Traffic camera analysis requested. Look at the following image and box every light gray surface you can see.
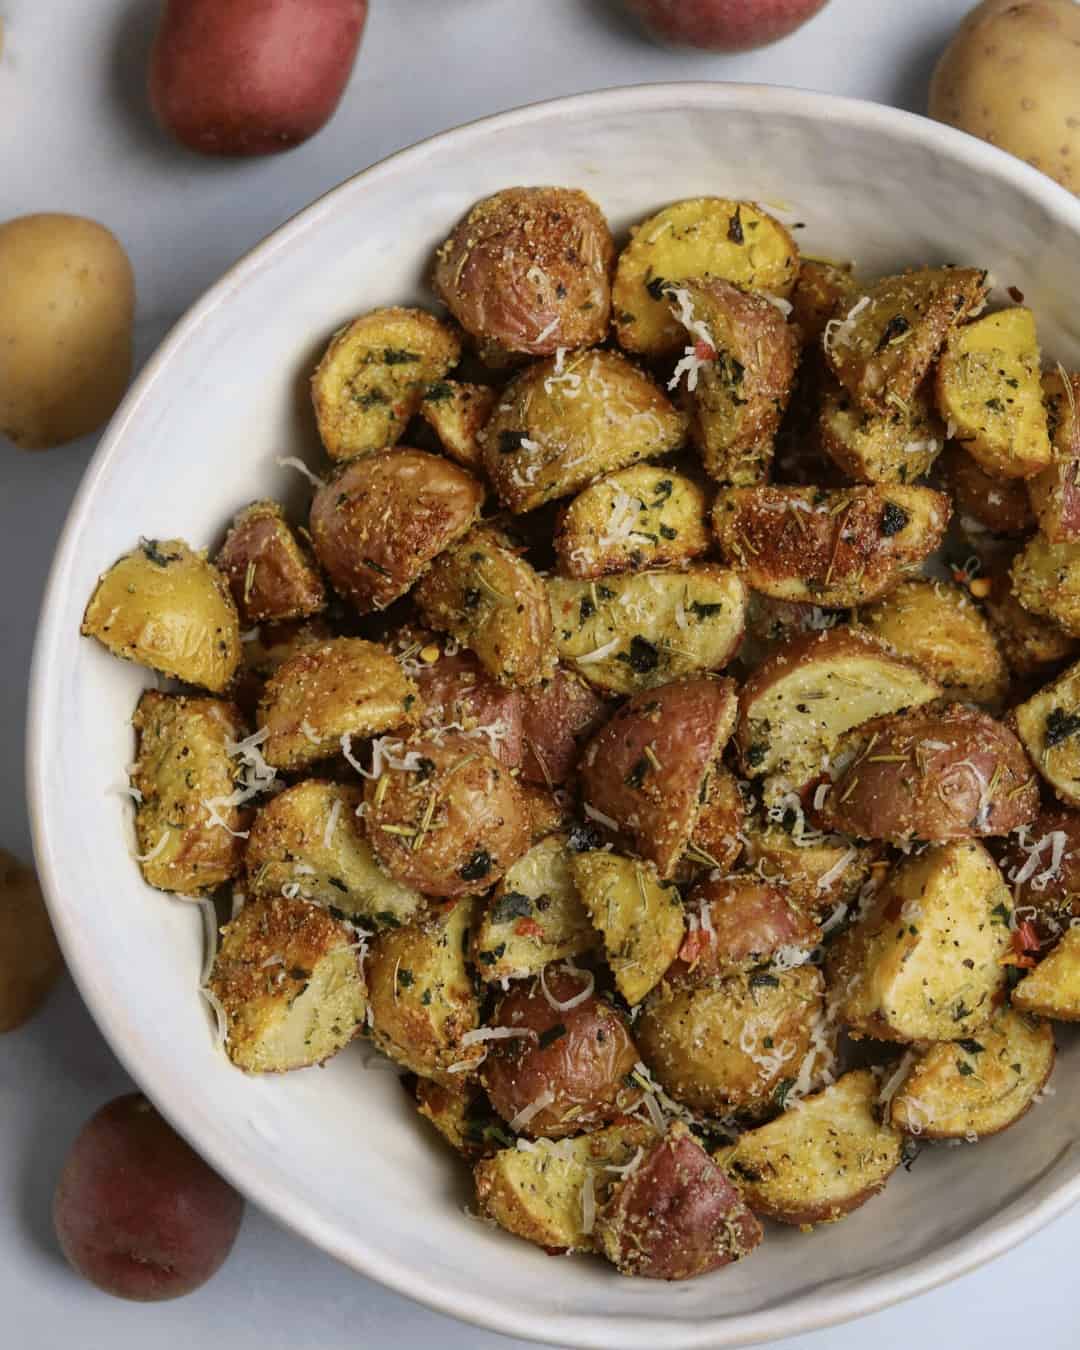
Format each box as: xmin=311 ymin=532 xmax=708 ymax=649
xmin=2 ymin=0 xmax=1076 ymax=1347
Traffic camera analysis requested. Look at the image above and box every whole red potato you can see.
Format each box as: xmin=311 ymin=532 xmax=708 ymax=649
xmin=620 ymin=0 xmax=830 ymax=51
xmin=53 ymin=1094 xmax=244 ymax=1300
xmin=149 ymin=0 xmax=367 ymax=156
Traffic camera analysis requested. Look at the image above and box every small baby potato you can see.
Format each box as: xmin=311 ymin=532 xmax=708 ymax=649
xmin=244 ymin=780 xmax=423 ymax=928
xmin=636 ymin=965 xmax=825 ymax=1114
xmin=822 ymin=705 xmax=1038 ymax=843
xmin=310 ymin=307 xmax=461 ymax=461
xmin=414 ymin=525 xmax=557 ymax=687
xmin=366 ymin=898 xmax=484 ymax=1082
xmin=53 ymin=1094 xmax=243 ymax=1301
xmin=596 ymin=1122 xmax=763 ymax=1280
xmin=1028 ymin=370 xmax=1080 ymax=543
xmin=855 ymin=578 xmax=1009 ymax=705
xmin=790 ymin=259 xmax=858 ymax=348
xmin=819 ymin=379 xmax=944 ymax=484
xmin=579 ymin=676 xmax=738 ymax=878
xmin=482 ymin=966 xmax=642 ymax=1138
xmin=712 ymin=485 xmax=952 ymax=607
xmin=554 ymin=464 xmax=710 ymax=580
xmin=1013 ymin=927 xmax=1080 ymax=1020
xmin=742 ymin=822 xmax=875 ymax=919
xmin=889 ymin=1006 xmax=1055 ymax=1140
xmin=472 ymin=834 xmax=599 ymax=984
xmin=937 ymin=444 xmax=1035 ymax=536
xmin=570 ymin=851 xmax=685 ymax=1005
xmin=131 ymin=691 xmax=248 ymax=895
xmin=830 ymin=841 xmax=1010 ymax=1042
xmin=208 ymin=896 xmax=367 ymax=1073
xmin=669 ymin=875 xmax=820 ymax=984
xmin=612 ymin=198 xmax=799 ymax=357
xmin=1013 ymin=657 xmax=1080 ymax=807
xmin=519 ymin=666 xmax=610 ymax=787
xmin=214 ymin=500 xmax=325 ymax=625
xmin=982 ymin=554 xmax=1079 ymax=677
xmin=722 ymin=1070 xmax=902 ymax=1226
xmin=81 ymin=538 xmax=240 ymax=693
xmin=413 ymin=644 xmax=524 ymax=770
xmin=482 ymin=349 xmax=687 ymax=513
xmin=685 ymin=765 xmax=747 ymax=874
xmin=419 ymin=380 xmax=497 ymax=471
xmin=936 ymin=308 xmax=1051 ymax=479
xmin=0 ymin=848 xmax=63 ymax=1032
xmin=1011 ymin=534 xmax=1080 ymax=637
xmin=671 ymin=277 xmax=800 ymax=485
xmin=824 ymin=267 xmax=987 ymax=416
xmin=363 ymin=732 xmax=530 ymax=898
xmin=257 ymin=637 xmax=417 ymax=770
xmin=310 ymin=448 xmax=484 ymax=613
xmin=549 ymin=565 xmax=747 ymax=695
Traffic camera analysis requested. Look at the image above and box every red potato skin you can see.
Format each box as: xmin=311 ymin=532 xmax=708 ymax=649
xmin=53 ymin=1094 xmax=244 ymax=1301
xmin=620 ymin=0 xmax=829 ymax=52
xmin=149 ymin=0 xmax=367 ymax=157
xmin=415 ymin=649 xmax=525 ymax=771
xmin=991 ymin=805 xmax=1080 ymax=942
xmin=520 ymin=667 xmax=611 ymax=787
xmin=670 ymin=876 xmax=820 ymax=982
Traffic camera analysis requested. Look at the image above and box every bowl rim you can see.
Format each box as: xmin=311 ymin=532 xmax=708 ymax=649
xmin=27 ymin=80 xmax=1080 ymax=1349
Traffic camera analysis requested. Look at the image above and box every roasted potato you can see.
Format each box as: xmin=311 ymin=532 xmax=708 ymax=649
xmin=935 ymin=307 xmax=1050 ymax=479
xmin=131 ymin=691 xmax=248 ymax=895
xmin=596 ymin=1123 xmax=762 ymax=1279
xmin=668 ymin=876 xmax=820 ymax=984
xmin=790 ymin=259 xmax=858 ymax=348
xmin=1011 ymin=533 xmax=1080 ymax=637
xmin=889 ymin=1006 xmax=1054 ymax=1140
xmin=992 ymin=805 xmax=1080 ymax=939
xmin=310 ymin=307 xmax=460 ymax=461
xmin=735 ymin=627 xmax=940 ymax=803
xmin=415 ymin=1079 xmax=509 ymax=1160
xmin=1028 ymin=369 xmax=1080 ymax=543
xmin=742 ymin=821 xmax=875 ymax=919
xmin=363 ymin=732 xmax=530 ymax=898
xmin=553 ymin=465 xmax=710 ymax=580
xmin=81 ymin=538 xmax=240 ymax=693
xmin=413 ymin=644 xmax=524 ymax=770
xmin=214 ymin=500 xmax=325 ymax=626
xmin=207 ymin=896 xmax=367 ymax=1073
xmin=712 ymin=485 xmax=951 ymax=607
xmin=519 ymin=666 xmax=610 ymax=787
xmin=579 ymin=677 xmax=738 ymax=877
xmin=830 ymin=841 xmax=1011 ymax=1042
xmin=482 ymin=967 xmax=642 ymax=1137
xmin=823 ymin=267 xmax=987 ymax=416
xmin=612 ymin=198 xmax=799 ymax=358
xmin=1013 ymin=658 xmax=1080 ymax=808
xmin=549 ymin=565 xmax=747 ymax=695
xmin=938 ymin=444 xmax=1034 ymax=536
xmin=471 ymin=834 xmax=599 ymax=983
xmin=684 ymin=765 xmax=747 ymax=874
xmin=419 ymin=379 xmax=497 ymax=471
xmin=482 ymin=349 xmax=687 ymax=514
xmin=721 ymin=1069 xmax=902 ymax=1225
xmin=365 ymin=897 xmax=483 ymax=1082
xmin=1012 ymin=927 xmax=1080 ymax=1021
xmin=0 ymin=849 xmax=63 ymax=1032
xmin=855 ymin=578 xmax=1008 ymax=706
xmin=414 ymin=525 xmax=556 ymax=687
xmin=821 ymin=705 xmax=1037 ymax=842
xmin=819 ymin=379 xmax=944 ymax=484
xmin=432 ymin=187 xmax=614 ymax=357
xmin=982 ymin=553 xmax=1079 ymax=677
xmin=257 ymin=637 xmax=416 ymax=771
xmin=309 ymin=448 xmax=484 ymax=613
xmin=570 ymin=851 xmax=684 ymax=1005
xmin=243 ymin=780 xmax=423 ymax=928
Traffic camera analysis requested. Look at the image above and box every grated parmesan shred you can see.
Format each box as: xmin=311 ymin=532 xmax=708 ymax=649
xmin=508 ymin=1087 xmax=555 ymax=1131
xmin=275 ymin=455 xmax=325 ymax=489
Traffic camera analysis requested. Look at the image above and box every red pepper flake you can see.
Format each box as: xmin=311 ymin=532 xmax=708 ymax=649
xmin=1015 ymin=919 xmax=1040 ymax=954
xmin=694 ymin=340 xmax=717 ymax=362
xmin=514 ymin=917 xmax=545 ymax=940
xmin=678 ymin=929 xmax=710 ymax=966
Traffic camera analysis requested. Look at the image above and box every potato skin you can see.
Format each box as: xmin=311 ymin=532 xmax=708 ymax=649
xmin=432 ymin=187 xmax=614 ymax=356
xmin=414 ymin=645 xmax=524 ymax=770
xmin=596 ymin=1123 xmax=762 ymax=1280
xmin=992 ymin=805 xmax=1080 ymax=938
xmin=482 ymin=967 xmax=642 ymax=1138
xmin=149 ymin=0 xmax=367 ymax=157
xmin=215 ymin=500 xmax=325 ymax=625
xmin=519 ymin=666 xmax=610 ymax=787
xmin=670 ymin=876 xmax=820 ymax=984
xmin=0 ymin=213 xmax=133 ymax=450
xmin=309 ymin=449 xmax=483 ymax=613
xmin=0 ymin=849 xmax=63 ymax=1033
xmin=742 ymin=822 xmax=874 ymax=919
xmin=939 ymin=444 xmax=1034 ymax=537
xmin=1028 ymin=370 xmax=1080 ymax=543
xmin=53 ymin=1094 xmax=244 ymax=1301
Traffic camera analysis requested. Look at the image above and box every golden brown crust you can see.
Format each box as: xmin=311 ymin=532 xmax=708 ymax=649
xmin=419 ymin=380 xmax=497 ymax=471
xmin=215 ymin=500 xmax=326 ymax=626
xmin=982 ymin=553 xmax=1079 ymax=677
xmin=1012 ymin=657 xmax=1080 ymax=808
xmin=741 ymin=821 xmax=876 ymax=920
xmin=790 ymin=259 xmax=858 ymax=348
xmin=1028 ymin=370 xmax=1080 ymax=542
xmin=1011 ymin=533 xmax=1080 ymax=637
xmin=1013 ymin=927 xmax=1080 ymax=1021
xmin=819 ymin=378 xmax=944 ymax=484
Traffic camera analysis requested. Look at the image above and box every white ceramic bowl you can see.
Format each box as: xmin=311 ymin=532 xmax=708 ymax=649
xmin=28 ymin=84 xmax=1080 ymax=1348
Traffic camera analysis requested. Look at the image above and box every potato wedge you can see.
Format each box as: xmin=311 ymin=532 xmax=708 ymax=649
xmin=208 ymin=896 xmax=367 ymax=1073
xmin=721 ymin=1069 xmax=902 ymax=1225
xmin=81 ymin=538 xmax=240 ymax=693
xmin=1013 ymin=658 xmax=1080 ymax=808
xmin=414 ymin=525 xmax=556 ymax=687
xmin=742 ymin=820 xmax=875 ymax=920
xmin=519 ymin=666 xmax=610 ymax=787
xmin=712 ymin=485 xmax=951 ymax=607
xmin=982 ymin=554 xmax=1079 ymax=677
xmin=819 ymin=379 xmax=944 ymax=484
xmin=310 ymin=307 xmax=460 ymax=461
xmin=938 ymin=444 xmax=1034 ymax=537
xmin=1011 ymin=534 xmax=1080 ymax=637
xmin=471 ymin=834 xmax=599 ymax=983
xmin=215 ymin=500 xmax=325 ymax=626
xmin=669 ymin=876 xmax=820 ymax=985
xmin=553 ymin=465 xmax=709 ymax=580
xmin=790 ymin=259 xmax=858 ymax=348
xmin=824 ymin=267 xmax=987 ymax=415
xmin=419 ymin=380 xmax=497 ymax=471
xmin=889 ymin=1007 xmax=1054 ymax=1140
xmin=612 ymin=198 xmax=799 ymax=357
xmin=821 ymin=706 xmax=1037 ymax=842
xmin=549 ymin=565 xmax=747 ymax=695
xmin=1012 ymin=927 xmax=1080 ymax=1020
xmin=579 ymin=677 xmax=738 ymax=878
xmin=935 ymin=307 xmax=1051 ymax=479
xmin=570 ymin=851 xmax=684 ymax=1005
xmin=0 ymin=849 xmax=63 ymax=1032
xmin=1028 ymin=369 xmax=1080 ymax=542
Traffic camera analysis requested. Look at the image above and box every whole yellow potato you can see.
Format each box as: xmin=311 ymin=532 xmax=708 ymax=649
xmin=930 ymin=0 xmax=1080 ymax=195
xmin=0 ymin=213 xmax=135 ymax=449
xmin=1 ymin=848 xmax=64 ymax=1032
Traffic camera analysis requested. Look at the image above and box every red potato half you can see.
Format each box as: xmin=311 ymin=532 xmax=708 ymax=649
xmin=149 ymin=0 xmax=367 ymax=157
xmin=671 ymin=875 xmax=820 ymax=983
